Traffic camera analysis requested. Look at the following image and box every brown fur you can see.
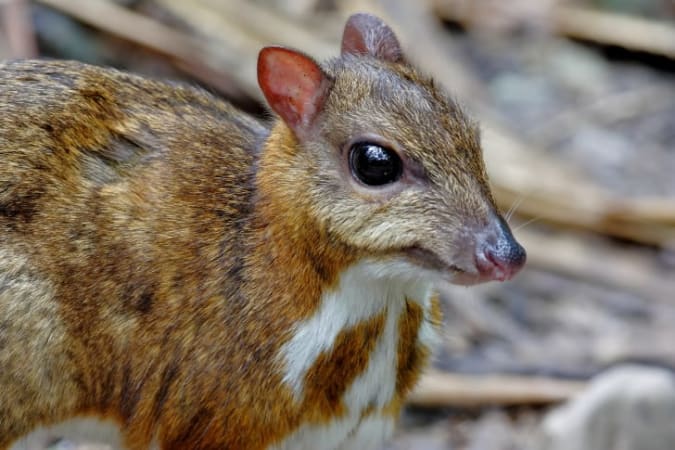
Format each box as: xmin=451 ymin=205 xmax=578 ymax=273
xmin=302 ymin=312 xmax=386 ymax=421
xmin=396 ymin=300 xmax=427 ymax=397
xmin=0 ymin=16 xmax=515 ymax=448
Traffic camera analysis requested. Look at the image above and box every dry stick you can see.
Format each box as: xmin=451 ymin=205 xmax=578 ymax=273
xmin=516 ymin=227 xmax=675 ymax=302
xmin=255 ymin=0 xmax=323 ymax=18
xmin=433 ymin=0 xmax=675 ymax=60
xmin=155 ymin=0 xmax=341 ymax=99
xmin=553 ymin=5 xmax=675 ymax=60
xmin=154 ymin=0 xmax=266 ymax=100
xmin=529 ymin=83 xmax=675 ymax=148
xmin=155 ymin=0 xmax=363 ymax=102
xmin=1 ymin=0 xmax=38 ymax=58
xmin=410 ymin=371 xmax=585 ymax=408
xmin=197 ymin=0 xmax=336 ymax=60
xmin=34 ymin=0 xmax=250 ymax=101
xmin=484 ymin=122 xmax=675 ymax=246
xmin=489 ymin=179 xmax=675 ymax=247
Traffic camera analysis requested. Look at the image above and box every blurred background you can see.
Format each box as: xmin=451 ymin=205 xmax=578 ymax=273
xmin=1 ymin=0 xmax=674 ymax=449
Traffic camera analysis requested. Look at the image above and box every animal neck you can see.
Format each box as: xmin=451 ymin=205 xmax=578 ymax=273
xmin=279 ymin=258 xmax=435 ymax=394
xmin=244 ymin=123 xmax=442 ymax=431
xmin=270 ymin=259 xmax=442 ymax=447
xmin=248 ymin=123 xmax=359 ymax=319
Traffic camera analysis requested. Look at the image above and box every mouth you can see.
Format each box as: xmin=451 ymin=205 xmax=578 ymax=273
xmin=403 ymin=240 xmax=525 ymax=285
xmin=399 ymin=214 xmax=526 ymax=285
xmin=403 ymin=246 xmax=485 ymax=286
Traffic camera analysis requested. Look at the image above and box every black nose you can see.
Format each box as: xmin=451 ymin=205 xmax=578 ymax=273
xmin=493 ymin=217 xmax=526 ymax=265
xmin=475 ymin=216 xmax=526 ymax=282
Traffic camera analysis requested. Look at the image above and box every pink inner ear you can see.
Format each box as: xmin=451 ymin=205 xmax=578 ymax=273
xmin=257 ymin=46 xmax=329 ymax=133
xmin=341 ymin=13 xmax=402 ymax=63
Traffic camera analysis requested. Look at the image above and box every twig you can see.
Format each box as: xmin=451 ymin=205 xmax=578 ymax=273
xmin=409 ymin=371 xmax=585 ymax=407
xmin=154 ymin=0 xmax=265 ymax=100
xmin=197 ymin=0 xmax=336 ymax=59
xmin=34 ymin=0 xmax=250 ymax=101
xmin=528 ymin=83 xmax=675 ymax=148
xmin=1 ymin=0 xmax=38 ymax=58
xmin=156 ymin=0 xmax=339 ymax=101
xmin=483 ymin=124 xmax=675 ymax=247
xmin=553 ymin=5 xmax=675 ymax=60
xmin=256 ymin=0 xmax=323 ymax=18
xmin=516 ymin=227 xmax=675 ymax=302
xmin=433 ymin=0 xmax=675 ymax=60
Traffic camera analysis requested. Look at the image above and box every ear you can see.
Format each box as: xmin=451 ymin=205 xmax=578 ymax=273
xmin=257 ymin=46 xmax=331 ymax=135
xmin=341 ymin=13 xmax=402 ymax=63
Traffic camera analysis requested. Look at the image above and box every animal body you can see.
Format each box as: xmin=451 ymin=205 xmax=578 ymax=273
xmin=0 ymin=13 xmax=525 ymax=450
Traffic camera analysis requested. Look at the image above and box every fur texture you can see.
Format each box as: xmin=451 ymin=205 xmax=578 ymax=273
xmin=0 ymin=13 xmax=522 ymax=450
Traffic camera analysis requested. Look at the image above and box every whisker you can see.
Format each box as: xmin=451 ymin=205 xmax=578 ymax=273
xmin=512 ymin=216 xmax=542 ymax=232
xmin=504 ymin=195 xmax=525 ymax=222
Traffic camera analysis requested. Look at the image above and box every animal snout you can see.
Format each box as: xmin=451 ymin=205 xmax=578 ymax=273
xmin=475 ymin=216 xmax=526 ymax=282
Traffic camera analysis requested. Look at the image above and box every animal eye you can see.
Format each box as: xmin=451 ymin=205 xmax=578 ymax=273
xmin=349 ymin=142 xmax=403 ymax=186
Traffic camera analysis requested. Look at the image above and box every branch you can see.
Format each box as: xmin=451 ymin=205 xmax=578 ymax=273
xmin=433 ymin=0 xmax=675 ymax=60
xmin=35 ymin=0 xmax=250 ymax=101
xmin=1 ymin=0 xmax=38 ymax=58
xmin=553 ymin=5 xmax=675 ymax=60
xmin=409 ymin=371 xmax=585 ymax=407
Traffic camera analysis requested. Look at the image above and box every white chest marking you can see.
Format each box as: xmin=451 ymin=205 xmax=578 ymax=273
xmin=273 ymin=258 xmax=439 ymax=450
xmin=270 ymin=415 xmax=395 ymax=450
xmin=11 ymin=418 xmax=123 ymax=450
xmin=11 ymin=418 xmax=159 ymax=450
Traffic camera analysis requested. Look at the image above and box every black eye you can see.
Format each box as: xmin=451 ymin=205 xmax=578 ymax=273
xmin=349 ymin=142 xmax=403 ymax=186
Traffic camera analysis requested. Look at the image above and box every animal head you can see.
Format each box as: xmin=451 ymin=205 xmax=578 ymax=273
xmin=257 ymin=13 xmax=525 ymax=285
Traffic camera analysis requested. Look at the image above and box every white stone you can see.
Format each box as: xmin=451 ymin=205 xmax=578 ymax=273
xmin=541 ymin=365 xmax=675 ymax=450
